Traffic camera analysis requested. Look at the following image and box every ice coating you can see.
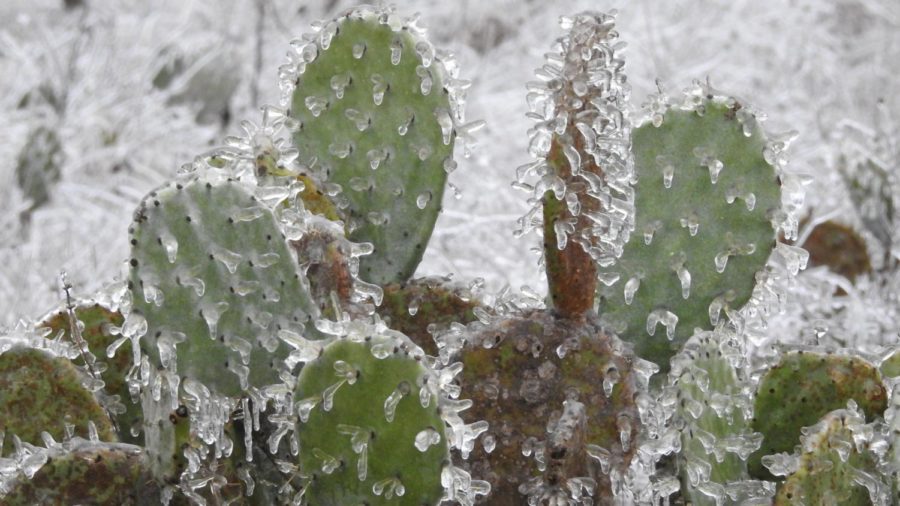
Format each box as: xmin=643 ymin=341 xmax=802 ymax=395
xmin=285 ymin=4 xmax=474 ymax=286
xmin=597 ymin=86 xmax=786 ymax=372
xmin=128 ymin=171 xmax=322 ymax=397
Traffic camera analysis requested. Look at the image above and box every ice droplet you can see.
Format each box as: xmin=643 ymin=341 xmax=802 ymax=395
xmin=415 ymin=40 xmax=434 ymax=67
xmin=390 ymin=38 xmax=402 ymax=65
xmin=304 ymin=96 xmax=328 ymax=117
xmin=435 ymin=108 xmax=453 ymax=145
xmin=330 ymin=73 xmax=351 ymax=99
xmin=416 ymin=191 xmax=432 ymax=209
xmin=677 ymin=266 xmax=691 ymax=299
xmin=367 ymin=148 xmax=387 ymax=170
xmin=352 ymin=43 xmax=366 ymax=59
xmin=384 ymin=385 xmax=407 ymax=422
xmin=296 ymin=396 xmax=320 ymax=422
xmin=313 ymin=448 xmax=340 ymax=474
xmin=414 ymin=428 xmax=442 ymax=452
xmin=646 ymin=309 xmax=678 ymax=340
xmin=371 ymin=74 xmax=388 ymax=105
xmin=328 ymin=141 xmax=352 ymax=159
xmin=417 ymin=65 xmax=433 ymax=95
xmin=200 ymin=300 xmax=229 ymax=339
xmin=623 ymin=276 xmax=640 ymax=305
xmin=344 ymin=108 xmax=370 ymax=131
xmin=159 ymin=231 xmax=178 ymax=263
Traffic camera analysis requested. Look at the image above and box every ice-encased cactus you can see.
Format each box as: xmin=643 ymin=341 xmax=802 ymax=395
xmin=38 ymin=303 xmax=142 ymax=445
xmin=669 ymin=329 xmax=769 ymax=505
xmin=15 ymin=125 xmax=62 ymax=224
xmin=286 ymin=5 xmax=480 ymax=286
xmin=774 ymin=405 xmax=887 ymax=505
xmin=0 ymin=345 xmax=115 ymax=450
xmin=453 ymin=308 xmax=644 ymax=504
xmin=749 ymin=350 xmax=888 ymax=480
xmin=294 ymin=328 xmax=455 ymax=505
xmin=128 ymin=172 xmax=321 ymax=397
xmin=597 ymin=88 xmax=788 ymax=371
xmin=520 ymin=11 xmax=634 ymax=319
xmin=1 ymin=439 xmax=161 ymax=505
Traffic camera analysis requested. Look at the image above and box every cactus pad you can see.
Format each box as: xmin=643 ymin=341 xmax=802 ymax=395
xmin=295 ymin=336 xmax=448 ymax=505
xmin=128 ymin=175 xmax=320 ymax=397
xmin=1 ymin=441 xmax=161 ymax=505
xmin=598 ymin=93 xmax=782 ymax=370
xmin=749 ymin=350 xmax=887 ymax=480
xmin=458 ymin=311 xmax=640 ymax=504
xmin=39 ymin=303 xmax=142 ymax=444
xmin=288 ymin=6 xmax=459 ymax=285
xmin=671 ymin=330 xmax=764 ymax=505
xmin=378 ymin=277 xmax=480 ymax=356
xmin=0 ymin=346 xmax=114 ymax=450
xmin=774 ymin=408 xmax=881 ymax=505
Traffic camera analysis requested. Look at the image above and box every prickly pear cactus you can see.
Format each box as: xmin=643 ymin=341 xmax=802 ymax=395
xmin=286 ymin=5 xmax=475 ymax=285
xmin=0 ymin=346 xmax=115 ymax=450
xmin=378 ymin=277 xmax=481 ymax=355
xmin=670 ymin=330 xmax=768 ymax=505
xmin=597 ymin=88 xmax=787 ymax=371
xmin=294 ymin=331 xmax=451 ymax=505
xmin=128 ymin=173 xmax=320 ymax=396
xmin=774 ymin=407 xmax=884 ymax=505
xmin=1 ymin=440 xmax=161 ymax=505
xmin=39 ymin=303 xmax=143 ymax=444
xmin=456 ymin=310 xmax=641 ymax=504
xmin=749 ymin=350 xmax=887 ymax=480
xmin=521 ymin=11 xmax=634 ymax=319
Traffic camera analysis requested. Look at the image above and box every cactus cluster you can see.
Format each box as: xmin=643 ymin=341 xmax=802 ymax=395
xmin=4 ymin=3 xmax=900 ymax=506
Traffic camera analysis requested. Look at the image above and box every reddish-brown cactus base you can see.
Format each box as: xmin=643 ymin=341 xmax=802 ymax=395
xmin=0 ymin=347 xmax=116 ymax=451
xmin=379 ymin=278 xmax=481 ymax=356
xmin=801 ymin=220 xmax=871 ymax=283
xmin=2 ymin=443 xmax=162 ymax=505
xmin=458 ymin=311 xmax=639 ymax=504
xmin=40 ymin=304 xmax=142 ymax=444
xmin=291 ymin=227 xmax=354 ymax=319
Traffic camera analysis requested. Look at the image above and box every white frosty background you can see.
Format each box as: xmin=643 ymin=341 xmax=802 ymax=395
xmin=0 ymin=0 xmax=898 ymax=329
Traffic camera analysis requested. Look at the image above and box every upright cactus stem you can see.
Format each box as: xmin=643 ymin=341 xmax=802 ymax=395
xmin=525 ymin=12 xmax=633 ymax=319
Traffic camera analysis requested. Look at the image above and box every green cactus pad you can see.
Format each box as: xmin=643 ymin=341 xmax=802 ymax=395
xmin=774 ymin=409 xmax=880 ymax=505
xmin=672 ymin=331 xmax=761 ymax=505
xmin=749 ymin=351 xmax=887 ymax=480
xmin=0 ymin=346 xmax=115 ymax=450
xmin=880 ymin=347 xmax=900 ymax=378
xmin=39 ymin=304 xmax=143 ymax=444
xmin=295 ymin=337 xmax=448 ymax=505
xmin=289 ymin=7 xmax=456 ymax=285
xmin=598 ymin=96 xmax=781 ymax=370
xmin=128 ymin=176 xmax=320 ymax=397
xmin=378 ymin=277 xmax=480 ymax=356
xmin=1 ymin=442 xmax=162 ymax=505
